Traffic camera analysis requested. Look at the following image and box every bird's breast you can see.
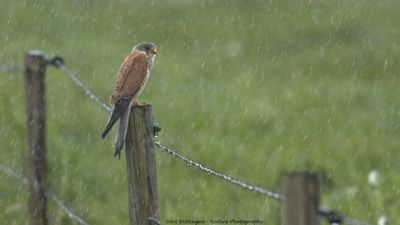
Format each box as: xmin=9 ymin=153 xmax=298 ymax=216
xmin=135 ymin=69 xmax=151 ymax=97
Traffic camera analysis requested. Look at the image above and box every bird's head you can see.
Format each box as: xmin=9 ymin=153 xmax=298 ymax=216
xmin=134 ymin=42 xmax=157 ymax=57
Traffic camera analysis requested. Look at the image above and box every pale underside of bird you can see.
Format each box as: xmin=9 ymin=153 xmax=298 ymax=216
xmin=101 ymin=42 xmax=157 ymax=158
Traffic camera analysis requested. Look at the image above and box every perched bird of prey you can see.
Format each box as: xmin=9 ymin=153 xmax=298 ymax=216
xmin=101 ymin=42 xmax=157 ymax=158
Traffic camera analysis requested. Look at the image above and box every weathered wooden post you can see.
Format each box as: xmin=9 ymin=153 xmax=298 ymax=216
xmin=24 ymin=50 xmax=48 ymax=225
xmin=282 ymin=172 xmax=320 ymax=225
xmin=125 ymin=105 xmax=160 ymax=225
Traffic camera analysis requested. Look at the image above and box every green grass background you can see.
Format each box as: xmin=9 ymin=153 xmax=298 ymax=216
xmin=1 ymin=0 xmax=399 ymax=224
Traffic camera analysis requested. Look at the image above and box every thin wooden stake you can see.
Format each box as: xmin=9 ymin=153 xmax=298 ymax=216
xmin=125 ymin=105 xmax=159 ymax=225
xmin=282 ymin=172 xmax=320 ymax=225
xmin=25 ymin=50 xmax=48 ymax=225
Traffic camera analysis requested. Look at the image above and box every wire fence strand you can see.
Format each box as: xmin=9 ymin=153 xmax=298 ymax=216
xmin=48 ymin=58 xmax=112 ymax=113
xmin=0 ymin=163 xmax=27 ymax=184
xmin=344 ymin=217 xmax=373 ymax=225
xmin=48 ymin=191 xmax=89 ymax=225
xmin=155 ymin=141 xmax=284 ymax=201
xmin=60 ymin=64 xmax=112 ymax=113
xmin=0 ymin=163 xmax=90 ymax=225
xmin=0 ymin=63 xmax=23 ymax=74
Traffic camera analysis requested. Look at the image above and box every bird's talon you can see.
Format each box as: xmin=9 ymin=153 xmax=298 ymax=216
xmin=132 ymin=100 xmax=147 ymax=106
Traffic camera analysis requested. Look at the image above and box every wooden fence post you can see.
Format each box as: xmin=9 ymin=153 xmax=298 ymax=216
xmin=282 ymin=172 xmax=320 ymax=225
xmin=24 ymin=50 xmax=48 ymax=225
xmin=125 ymin=105 xmax=159 ymax=225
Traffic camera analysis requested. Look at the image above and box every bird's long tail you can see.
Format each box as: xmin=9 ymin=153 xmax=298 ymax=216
xmin=114 ymin=105 xmax=130 ymax=158
xmin=101 ymin=98 xmax=131 ymax=139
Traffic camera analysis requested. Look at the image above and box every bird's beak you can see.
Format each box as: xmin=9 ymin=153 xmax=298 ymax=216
xmin=150 ymin=47 xmax=157 ymax=55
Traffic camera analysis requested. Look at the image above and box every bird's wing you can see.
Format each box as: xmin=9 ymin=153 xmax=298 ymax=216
xmin=110 ymin=52 xmax=148 ymax=104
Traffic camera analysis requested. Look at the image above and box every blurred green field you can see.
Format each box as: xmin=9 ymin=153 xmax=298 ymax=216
xmin=1 ymin=0 xmax=399 ymax=224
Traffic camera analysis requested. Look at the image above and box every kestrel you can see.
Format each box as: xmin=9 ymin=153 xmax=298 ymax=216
xmin=101 ymin=42 xmax=157 ymax=157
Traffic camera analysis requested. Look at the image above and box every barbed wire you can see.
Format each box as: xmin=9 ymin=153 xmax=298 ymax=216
xmin=0 ymin=163 xmax=90 ymax=225
xmin=0 ymin=163 xmax=27 ymax=184
xmin=48 ymin=57 xmax=112 ymax=113
xmin=48 ymin=191 xmax=89 ymax=225
xmin=344 ymin=217 xmax=373 ymax=225
xmin=0 ymin=63 xmax=23 ymax=74
xmin=155 ymin=141 xmax=284 ymax=201
xmin=48 ymin=55 xmax=373 ymax=225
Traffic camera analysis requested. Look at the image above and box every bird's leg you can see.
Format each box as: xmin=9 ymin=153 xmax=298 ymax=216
xmin=132 ymin=99 xmax=146 ymax=106
xmin=132 ymin=99 xmax=140 ymax=106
